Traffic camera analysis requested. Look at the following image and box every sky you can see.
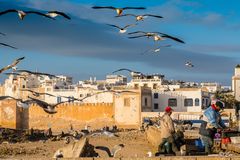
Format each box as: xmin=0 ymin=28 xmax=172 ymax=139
xmin=0 ymin=0 xmax=240 ymax=85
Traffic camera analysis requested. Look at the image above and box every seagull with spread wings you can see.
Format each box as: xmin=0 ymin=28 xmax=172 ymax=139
xmin=16 ymin=70 xmax=58 ymax=79
xmin=0 ymin=9 xmax=55 ymax=20
xmin=92 ymin=6 xmax=146 ymax=16
xmin=141 ymin=45 xmax=171 ymax=55
xmin=95 ymin=144 xmax=124 ymax=157
xmin=116 ymin=14 xmax=163 ymax=21
xmin=128 ymin=31 xmax=185 ymax=43
xmin=107 ymin=24 xmax=136 ymax=33
xmin=112 ymin=68 xmax=143 ymax=76
xmin=28 ymin=96 xmax=68 ymax=114
xmin=0 ymin=42 xmax=17 ymax=49
xmin=185 ymin=61 xmax=194 ymax=68
xmin=0 ymin=57 xmax=24 ymax=74
xmin=20 ymin=89 xmax=56 ymax=97
xmin=0 ymin=96 xmax=33 ymax=109
xmin=0 ymin=32 xmax=6 ymax=36
xmin=46 ymin=11 xmax=71 ymax=20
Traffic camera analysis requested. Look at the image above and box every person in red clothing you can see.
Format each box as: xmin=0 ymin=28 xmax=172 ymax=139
xmin=158 ymin=106 xmax=179 ymax=155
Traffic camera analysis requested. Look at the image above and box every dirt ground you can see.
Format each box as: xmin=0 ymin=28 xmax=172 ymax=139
xmin=0 ymin=130 xmax=154 ymax=159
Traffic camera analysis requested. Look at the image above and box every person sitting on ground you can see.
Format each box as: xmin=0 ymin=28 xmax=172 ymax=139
xmin=158 ymin=106 xmax=180 ymax=155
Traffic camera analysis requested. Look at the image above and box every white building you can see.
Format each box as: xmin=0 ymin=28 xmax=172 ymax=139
xmin=106 ymin=75 xmax=127 ymax=85
xmin=200 ymin=82 xmax=221 ymax=93
xmin=232 ymin=65 xmax=240 ymax=101
xmin=128 ymin=74 xmax=165 ymax=89
xmin=151 ymin=88 xmax=211 ymax=112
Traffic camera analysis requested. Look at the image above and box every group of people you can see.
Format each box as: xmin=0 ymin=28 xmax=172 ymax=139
xmin=158 ymin=95 xmax=227 ymax=155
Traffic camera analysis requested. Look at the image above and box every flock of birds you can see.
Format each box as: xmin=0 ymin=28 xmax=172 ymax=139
xmin=0 ymin=4 xmax=194 ymax=114
xmin=91 ymin=6 xmax=194 ymax=68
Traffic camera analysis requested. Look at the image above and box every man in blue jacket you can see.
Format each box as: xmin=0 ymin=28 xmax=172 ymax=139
xmin=199 ymin=101 xmax=226 ymax=154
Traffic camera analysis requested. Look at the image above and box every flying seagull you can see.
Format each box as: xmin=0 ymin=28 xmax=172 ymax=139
xmin=92 ymin=6 xmax=146 ymax=16
xmin=0 ymin=57 xmax=25 ymax=74
xmin=95 ymin=144 xmax=124 ymax=157
xmin=112 ymin=68 xmax=143 ymax=77
xmin=20 ymin=89 xmax=56 ymax=97
xmin=0 ymin=9 xmax=55 ymax=20
xmin=0 ymin=32 xmax=6 ymax=36
xmin=28 ymin=96 xmax=68 ymax=114
xmin=0 ymin=42 xmax=17 ymax=49
xmin=107 ymin=24 xmax=136 ymax=33
xmin=0 ymin=96 xmax=33 ymax=109
xmin=128 ymin=31 xmax=185 ymax=43
xmin=141 ymin=45 xmax=171 ymax=55
xmin=16 ymin=70 xmax=58 ymax=79
xmin=46 ymin=11 xmax=71 ymax=20
xmin=185 ymin=61 xmax=194 ymax=68
xmin=116 ymin=14 xmax=163 ymax=21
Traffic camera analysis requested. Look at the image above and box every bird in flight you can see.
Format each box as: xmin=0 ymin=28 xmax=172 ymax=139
xmin=16 ymin=70 xmax=59 ymax=79
xmin=46 ymin=11 xmax=71 ymax=20
xmin=185 ymin=61 xmax=194 ymax=68
xmin=112 ymin=68 xmax=143 ymax=77
xmin=0 ymin=32 xmax=6 ymax=36
xmin=116 ymin=14 xmax=163 ymax=21
xmin=0 ymin=96 xmax=33 ymax=109
xmin=0 ymin=57 xmax=25 ymax=74
xmin=20 ymin=89 xmax=56 ymax=97
xmin=95 ymin=144 xmax=124 ymax=157
xmin=107 ymin=24 xmax=136 ymax=33
xmin=92 ymin=6 xmax=146 ymax=16
xmin=128 ymin=31 xmax=185 ymax=43
xmin=0 ymin=42 xmax=17 ymax=49
xmin=141 ymin=45 xmax=171 ymax=55
xmin=28 ymin=96 xmax=68 ymax=114
xmin=0 ymin=9 xmax=55 ymax=20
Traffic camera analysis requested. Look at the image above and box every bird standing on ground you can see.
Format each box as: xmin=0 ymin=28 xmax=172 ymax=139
xmin=0 ymin=57 xmax=24 ymax=74
xmin=116 ymin=14 xmax=163 ymax=21
xmin=0 ymin=42 xmax=17 ymax=49
xmin=46 ymin=11 xmax=71 ymax=20
xmin=107 ymin=24 xmax=136 ymax=33
xmin=0 ymin=9 xmax=55 ymax=20
xmin=92 ymin=6 xmax=146 ymax=16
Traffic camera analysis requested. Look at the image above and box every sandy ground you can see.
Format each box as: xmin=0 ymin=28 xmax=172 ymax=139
xmin=0 ymin=130 xmax=154 ymax=159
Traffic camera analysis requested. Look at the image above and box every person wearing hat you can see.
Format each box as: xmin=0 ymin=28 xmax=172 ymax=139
xmin=199 ymin=101 xmax=227 ymax=154
xmin=158 ymin=106 xmax=179 ymax=155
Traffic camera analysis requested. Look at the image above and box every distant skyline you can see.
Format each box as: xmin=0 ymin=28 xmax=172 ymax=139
xmin=1 ymin=0 xmax=240 ymax=85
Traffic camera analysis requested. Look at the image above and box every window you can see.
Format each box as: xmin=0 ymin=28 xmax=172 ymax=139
xmin=184 ymin=98 xmax=193 ymax=107
xmin=134 ymin=84 xmax=139 ymax=89
xmin=153 ymin=84 xmax=157 ymax=89
xmin=80 ymin=94 xmax=84 ymax=97
xmin=143 ymin=84 xmax=148 ymax=87
xmin=144 ymin=98 xmax=148 ymax=106
xmin=124 ymin=98 xmax=130 ymax=107
xmin=168 ymin=98 xmax=177 ymax=107
xmin=195 ymin=98 xmax=200 ymax=106
xmin=57 ymin=96 xmax=61 ymax=103
xmin=154 ymin=103 xmax=159 ymax=109
xmin=154 ymin=93 xmax=158 ymax=99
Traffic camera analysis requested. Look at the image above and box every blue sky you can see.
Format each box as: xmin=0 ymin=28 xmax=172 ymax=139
xmin=0 ymin=0 xmax=240 ymax=85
